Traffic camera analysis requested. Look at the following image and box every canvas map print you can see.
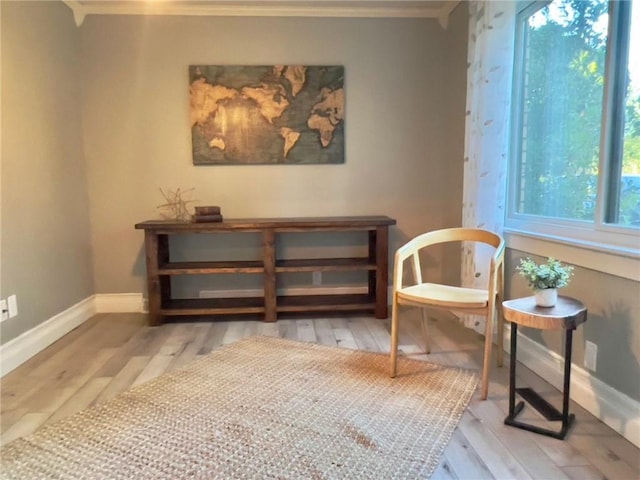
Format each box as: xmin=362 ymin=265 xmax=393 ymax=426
xmin=189 ymin=65 xmax=345 ymax=165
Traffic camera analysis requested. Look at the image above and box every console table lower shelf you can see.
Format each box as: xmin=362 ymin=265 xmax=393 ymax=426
xmin=135 ymin=216 xmax=396 ymax=325
xmin=159 ymin=294 xmax=378 ymax=317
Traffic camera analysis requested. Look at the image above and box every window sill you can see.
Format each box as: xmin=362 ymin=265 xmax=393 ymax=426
xmin=504 ymin=228 xmax=640 ymax=282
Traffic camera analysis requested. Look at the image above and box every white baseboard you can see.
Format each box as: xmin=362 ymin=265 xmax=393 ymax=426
xmin=0 ymin=296 xmax=96 ymax=377
xmin=504 ymin=328 xmax=640 ymax=448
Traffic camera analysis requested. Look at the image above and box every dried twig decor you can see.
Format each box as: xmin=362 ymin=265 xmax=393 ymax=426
xmin=157 ymin=187 xmax=196 ymax=221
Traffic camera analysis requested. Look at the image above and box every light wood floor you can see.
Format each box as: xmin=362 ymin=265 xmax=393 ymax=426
xmin=1 ymin=311 xmax=638 ymax=479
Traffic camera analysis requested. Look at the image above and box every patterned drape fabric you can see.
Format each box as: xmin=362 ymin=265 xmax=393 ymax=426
xmin=461 ymin=1 xmax=516 ymax=332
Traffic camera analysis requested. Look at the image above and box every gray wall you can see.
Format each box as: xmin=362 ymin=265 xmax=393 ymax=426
xmin=79 ymin=8 xmax=470 ymax=295
xmin=506 ymin=250 xmax=640 ymax=402
xmin=0 ymin=2 xmax=469 ymax=342
xmin=1 ymin=1 xmax=94 ymax=344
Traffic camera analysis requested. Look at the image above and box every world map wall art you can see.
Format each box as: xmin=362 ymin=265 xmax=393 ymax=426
xmin=189 ymin=65 xmax=345 ymax=165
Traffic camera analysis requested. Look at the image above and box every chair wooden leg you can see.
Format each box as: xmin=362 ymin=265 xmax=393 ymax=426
xmin=420 ymin=309 xmax=430 ymax=354
xmin=390 ymin=297 xmax=399 ymax=378
xmin=481 ymin=308 xmax=494 ymax=400
xmin=496 ymin=301 xmax=504 ymax=367
xmin=497 ymin=263 xmax=505 ymax=367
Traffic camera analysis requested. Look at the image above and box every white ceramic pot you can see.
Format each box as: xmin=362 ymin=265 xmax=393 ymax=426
xmin=535 ymin=288 xmax=557 ymax=307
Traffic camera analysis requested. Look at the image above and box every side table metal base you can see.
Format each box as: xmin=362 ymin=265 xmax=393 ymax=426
xmin=516 ymin=387 xmax=563 ymax=421
xmin=504 ymin=322 xmax=576 ymax=440
xmin=505 ymin=400 xmax=576 ymax=440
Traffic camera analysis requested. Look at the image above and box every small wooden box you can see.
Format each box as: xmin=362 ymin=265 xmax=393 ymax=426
xmin=194 ymin=206 xmax=221 ymax=216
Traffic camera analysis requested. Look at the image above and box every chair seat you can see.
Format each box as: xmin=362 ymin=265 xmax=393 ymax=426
xmin=397 ymin=283 xmax=489 ymax=309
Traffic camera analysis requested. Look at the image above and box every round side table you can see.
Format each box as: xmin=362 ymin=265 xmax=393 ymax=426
xmin=502 ymin=295 xmax=587 ymax=440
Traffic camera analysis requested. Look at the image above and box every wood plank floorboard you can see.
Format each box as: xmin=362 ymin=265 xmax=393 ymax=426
xmin=431 ymin=458 xmax=459 ymax=480
xmin=443 ymin=428 xmax=494 ymax=480
xmin=1 ymin=312 xmax=638 ymax=480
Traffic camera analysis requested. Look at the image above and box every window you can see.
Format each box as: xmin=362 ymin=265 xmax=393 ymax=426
xmin=508 ymin=0 xmax=639 ymax=252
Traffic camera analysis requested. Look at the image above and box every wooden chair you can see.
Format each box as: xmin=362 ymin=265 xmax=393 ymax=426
xmin=389 ymin=228 xmax=505 ymax=400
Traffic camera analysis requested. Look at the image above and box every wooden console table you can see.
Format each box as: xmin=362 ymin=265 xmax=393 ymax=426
xmin=135 ymin=216 xmax=396 ymax=325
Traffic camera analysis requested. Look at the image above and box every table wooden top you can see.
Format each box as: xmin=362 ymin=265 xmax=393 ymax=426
xmin=135 ymin=216 xmax=397 ymax=232
xmin=502 ymin=296 xmax=587 ymax=330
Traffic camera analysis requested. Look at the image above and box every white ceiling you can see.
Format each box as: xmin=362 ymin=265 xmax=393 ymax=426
xmin=62 ymin=1 xmax=461 ymax=28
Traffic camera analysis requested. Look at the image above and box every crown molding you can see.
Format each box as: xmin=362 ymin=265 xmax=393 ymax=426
xmin=63 ymin=0 xmax=87 ymax=26
xmin=62 ymin=1 xmax=460 ymax=28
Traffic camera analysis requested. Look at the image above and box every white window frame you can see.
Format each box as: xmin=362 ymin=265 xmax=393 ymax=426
xmin=505 ymin=0 xmax=640 ymax=281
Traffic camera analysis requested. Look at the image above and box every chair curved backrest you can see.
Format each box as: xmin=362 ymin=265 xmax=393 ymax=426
xmin=394 ymin=227 xmax=504 ymax=296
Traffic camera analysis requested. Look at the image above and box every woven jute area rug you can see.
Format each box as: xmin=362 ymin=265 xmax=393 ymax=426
xmin=1 ymin=336 xmax=478 ymax=479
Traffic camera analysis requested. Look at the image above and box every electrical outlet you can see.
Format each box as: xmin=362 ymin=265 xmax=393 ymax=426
xmin=312 ymin=271 xmax=322 ymax=286
xmin=584 ymin=340 xmax=598 ymax=372
xmin=8 ymin=295 xmax=18 ymax=318
xmin=0 ymin=299 xmax=8 ymax=322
